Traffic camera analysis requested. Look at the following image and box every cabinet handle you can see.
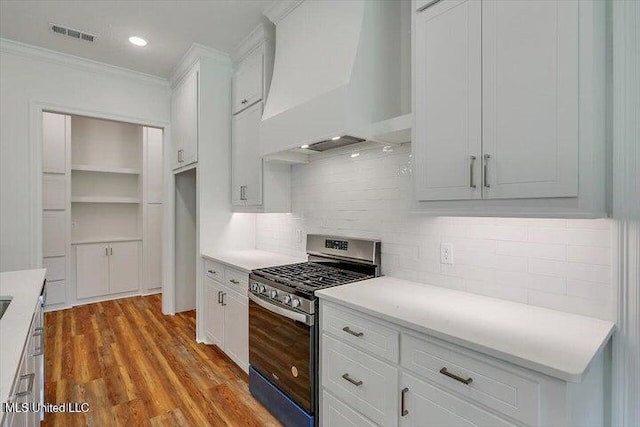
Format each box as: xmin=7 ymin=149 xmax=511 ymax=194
xmin=208 ymin=270 xmax=217 ymax=275
xmin=342 ymin=326 xmax=364 ymax=337
xmin=110 ymin=247 xmax=113 ymax=256
xmin=240 ymin=185 xmax=247 ymax=201
xmin=440 ymin=367 xmax=473 ymax=385
xmin=221 ymin=292 xmax=227 ymax=306
xmin=401 ymin=387 xmax=409 ymax=416
xmin=218 ymin=290 xmax=222 ymax=304
xmin=416 ymin=0 xmax=442 ymax=12
xmin=229 ymin=279 xmax=240 ymax=285
xmin=178 ymin=149 xmax=184 ymax=163
xmin=105 ymin=247 xmax=108 ymax=256
xmin=15 ymin=373 xmax=35 ymax=397
xmin=469 ymin=155 xmax=476 ymax=188
xmin=483 ymin=154 xmax=491 ymax=188
xmin=342 ymin=373 xmax=363 ymax=387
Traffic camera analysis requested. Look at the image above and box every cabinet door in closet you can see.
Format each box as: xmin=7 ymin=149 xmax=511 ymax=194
xmin=43 ymin=211 xmax=66 ymax=257
xmin=109 ymin=241 xmax=140 ymax=294
xmin=43 ymin=174 xmax=66 ymax=210
xmin=482 ymin=0 xmax=578 ymax=198
xmin=76 ymin=243 xmax=109 ymax=299
xmin=414 ymin=0 xmax=482 ymax=201
xmin=42 ymin=112 xmax=67 ymax=173
xmin=144 ymin=205 xmax=163 ymax=291
xmin=146 ymin=127 xmax=164 ymax=204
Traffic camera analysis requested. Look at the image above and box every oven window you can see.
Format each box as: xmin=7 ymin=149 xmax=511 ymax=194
xmin=249 ymin=299 xmax=312 ymax=412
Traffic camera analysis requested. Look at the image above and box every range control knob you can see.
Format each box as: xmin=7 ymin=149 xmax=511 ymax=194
xmin=283 ymin=295 xmax=292 ymax=304
xmin=251 ymin=283 xmax=258 ymax=292
xmin=270 ymin=290 xmax=279 ymax=299
xmin=291 ymin=298 xmax=301 ymax=308
xmin=258 ymin=285 xmax=266 ymax=294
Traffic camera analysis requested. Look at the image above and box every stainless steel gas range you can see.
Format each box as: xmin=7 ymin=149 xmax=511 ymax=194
xmin=248 ymin=234 xmax=381 ymax=427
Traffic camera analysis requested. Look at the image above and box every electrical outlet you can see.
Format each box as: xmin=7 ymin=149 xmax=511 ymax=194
xmin=440 ymin=243 xmax=453 ymax=265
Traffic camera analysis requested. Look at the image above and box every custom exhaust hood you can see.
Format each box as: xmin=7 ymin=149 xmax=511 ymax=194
xmin=261 ymin=0 xmax=411 ymax=161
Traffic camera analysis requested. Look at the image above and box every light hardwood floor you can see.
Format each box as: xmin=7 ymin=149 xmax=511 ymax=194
xmin=42 ymin=294 xmax=281 ymax=427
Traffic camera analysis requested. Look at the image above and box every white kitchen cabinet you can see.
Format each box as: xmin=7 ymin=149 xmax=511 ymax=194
xmin=42 ymin=112 xmax=68 ymax=174
xmin=202 ymin=259 xmax=249 ymax=372
xmin=320 ymin=299 xmax=608 ymax=427
xmin=144 ymin=204 xmax=163 ymax=292
xmin=205 ymin=277 xmax=224 ymax=347
xmin=232 ymin=102 xmax=263 ymax=206
xmin=43 ymin=210 xmax=66 ymax=257
xmin=171 ymin=66 xmax=198 ymax=169
xmin=232 ymin=48 xmax=263 ymax=114
xmin=76 ymin=241 xmax=139 ymax=299
xmin=76 ymin=243 xmax=109 ymax=299
xmin=399 ymin=372 xmax=515 ymax=427
xmin=108 ymin=241 xmax=140 ymax=294
xmin=412 ymin=0 xmax=607 ymax=217
xmin=414 ymin=0 xmax=481 ymax=201
xmin=43 ymin=174 xmax=67 ymax=210
xmin=482 ymin=0 xmax=578 ymax=199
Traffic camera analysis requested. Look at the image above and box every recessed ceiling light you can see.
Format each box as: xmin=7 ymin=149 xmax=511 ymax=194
xmin=300 ymin=144 xmax=309 ymax=149
xmin=129 ymin=36 xmax=147 ymax=47
xmin=331 ymin=136 xmax=341 ymax=141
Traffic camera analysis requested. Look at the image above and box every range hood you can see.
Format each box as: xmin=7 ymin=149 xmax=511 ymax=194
xmin=261 ymin=0 xmax=411 ymax=160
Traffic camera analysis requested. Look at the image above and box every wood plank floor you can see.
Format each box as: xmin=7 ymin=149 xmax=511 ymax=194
xmin=43 ymin=294 xmax=282 ymax=427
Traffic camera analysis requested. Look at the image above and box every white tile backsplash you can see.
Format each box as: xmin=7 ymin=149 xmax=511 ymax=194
xmin=255 ymin=143 xmax=616 ymax=321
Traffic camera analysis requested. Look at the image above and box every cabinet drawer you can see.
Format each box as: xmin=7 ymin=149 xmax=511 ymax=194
xmin=401 ymin=334 xmax=539 ymax=426
xmin=224 ymin=267 xmax=248 ymax=295
xmin=45 ymin=280 xmax=66 ymax=306
xmin=204 ymin=259 xmax=224 ymax=282
xmin=322 ymin=303 xmax=399 ymax=363
xmin=400 ymin=372 xmax=517 ymax=427
xmin=322 ymin=334 xmax=398 ymax=427
xmin=322 ymin=390 xmax=377 ymax=427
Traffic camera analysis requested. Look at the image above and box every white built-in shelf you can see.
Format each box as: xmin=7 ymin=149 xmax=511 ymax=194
xmin=72 ymin=164 xmax=141 ymax=175
xmin=71 ymin=196 xmax=141 ymax=204
xmin=72 ymin=237 xmax=142 ymax=245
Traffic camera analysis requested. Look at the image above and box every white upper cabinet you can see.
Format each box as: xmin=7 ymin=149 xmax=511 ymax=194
xmin=413 ymin=0 xmax=607 ymax=217
xmin=42 ymin=112 xmax=68 ymax=173
xmin=482 ymin=0 xmax=578 ymax=199
xmin=414 ymin=0 xmax=481 ymax=201
xmin=171 ymin=66 xmax=198 ymax=169
xmin=232 ymin=102 xmax=263 ymax=207
xmin=232 ymin=49 xmax=264 ymax=114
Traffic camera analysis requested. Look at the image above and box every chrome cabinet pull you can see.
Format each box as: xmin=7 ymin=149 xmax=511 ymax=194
xmin=483 ymin=154 xmax=491 ymax=188
xmin=15 ymin=373 xmax=35 ymax=397
xmin=217 ymin=290 xmax=222 ymax=304
xmin=342 ymin=326 xmax=364 ymax=337
xmin=110 ymin=247 xmax=113 ymax=256
xmin=440 ymin=367 xmax=473 ymax=385
xmin=207 ymin=270 xmax=217 ymax=275
xmin=342 ymin=373 xmax=363 ymax=387
xmin=229 ymin=279 xmax=240 ymax=285
xmin=178 ymin=149 xmax=184 ymax=163
xmin=401 ymin=387 xmax=409 ymax=416
xmin=221 ymin=292 xmax=227 ymax=306
xmin=105 ymin=247 xmax=108 ymax=256
xmin=417 ymin=0 xmax=442 ymax=12
xmin=470 ymin=155 xmax=477 ymax=188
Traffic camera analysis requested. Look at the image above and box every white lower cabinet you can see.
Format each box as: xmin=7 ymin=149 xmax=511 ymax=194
xmin=203 ymin=259 xmax=249 ymax=372
xmin=76 ymin=241 xmax=139 ymax=299
xmin=320 ymin=301 xmax=606 ymax=427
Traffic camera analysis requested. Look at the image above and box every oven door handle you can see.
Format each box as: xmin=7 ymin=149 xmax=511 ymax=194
xmin=249 ymin=292 xmax=314 ymax=326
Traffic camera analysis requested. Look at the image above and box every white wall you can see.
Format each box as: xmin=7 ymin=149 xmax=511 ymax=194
xmin=256 ymin=143 xmax=616 ymax=321
xmin=0 ymin=39 xmax=170 ymax=272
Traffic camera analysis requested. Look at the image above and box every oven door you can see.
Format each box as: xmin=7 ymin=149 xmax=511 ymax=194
xmin=248 ymin=292 xmax=314 ymax=413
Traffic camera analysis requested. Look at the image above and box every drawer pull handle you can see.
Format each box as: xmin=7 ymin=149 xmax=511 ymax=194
xmin=229 ymin=279 xmax=240 ymax=285
xmin=342 ymin=326 xmax=364 ymax=337
xmin=401 ymin=387 xmax=409 ymax=416
xmin=440 ymin=367 xmax=473 ymax=385
xmin=218 ymin=290 xmax=223 ymax=304
xmin=221 ymin=292 xmax=227 ymax=306
xmin=342 ymin=373 xmax=363 ymax=387
xmin=207 ymin=270 xmax=217 ymax=275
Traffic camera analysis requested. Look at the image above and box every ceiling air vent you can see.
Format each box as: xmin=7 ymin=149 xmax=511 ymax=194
xmin=50 ymin=23 xmax=95 ymax=43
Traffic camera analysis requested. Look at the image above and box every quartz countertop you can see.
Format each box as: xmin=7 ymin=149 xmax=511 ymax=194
xmin=316 ymin=276 xmax=615 ymax=383
xmin=0 ymin=269 xmax=46 ymax=414
xmin=202 ymin=250 xmax=306 ymax=273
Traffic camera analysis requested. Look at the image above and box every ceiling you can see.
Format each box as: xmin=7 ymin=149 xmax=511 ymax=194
xmin=0 ymin=0 xmax=272 ymax=78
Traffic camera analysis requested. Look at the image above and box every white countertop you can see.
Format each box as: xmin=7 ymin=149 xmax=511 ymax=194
xmin=316 ymin=276 xmax=615 ymax=383
xmin=0 ymin=269 xmax=46 ymax=410
xmin=202 ymin=250 xmax=306 ymax=273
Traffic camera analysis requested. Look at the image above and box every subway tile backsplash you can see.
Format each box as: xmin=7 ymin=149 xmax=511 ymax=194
xmin=255 ymin=143 xmax=615 ymax=321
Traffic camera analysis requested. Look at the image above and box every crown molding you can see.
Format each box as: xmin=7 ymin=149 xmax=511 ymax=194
xmin=264 ymin=0 xmax=304 ymax=24
xmin=0 ymin=38 xmax=170 ymax=87
xmin=170 ymin=43 xmax=231 ymax=86
xmin=231 ymin=22 xmax=275 ymax=65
